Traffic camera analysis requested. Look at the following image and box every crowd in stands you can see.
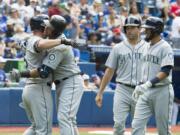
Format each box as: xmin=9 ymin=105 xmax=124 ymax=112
xmin=0 ymin=0 xmax=180 ymax=124
xmin=0 ymin=0 xmax=179 ymax=50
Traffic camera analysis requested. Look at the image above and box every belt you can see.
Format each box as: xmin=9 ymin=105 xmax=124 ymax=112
xmin=117 ymin=82 xmax=136 ymax=88
xmin=54 ymin=73 xmax=81 ymax=85
xmin=26 ymin=82 xmax=51 ymax=87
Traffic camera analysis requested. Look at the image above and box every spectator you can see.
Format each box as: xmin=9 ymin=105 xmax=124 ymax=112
xmin=0 ymin=57 xmax=8 ymax=87
xmin=26 ymin=0 xmax=39 ymax=18
xmin=105 ymin=27 xmax=123 ymax=46
xmin=5 ymin=20 xmax=14 ymax=38
xmin=91 ymin=74 xmax=101 ymax=88
xmin=64 ymin=15 xmax=79 ymax=39
xmin=0 ymin=37 xmax=5 ymax=56
xmin=118 ymin=6 xmax=128 ymax=29
xmin=142 ymin=6 xmax=150 ymax=21
xmin=12 ymin=23 xmax=29 ymax=41
xmin=0 ymin=0 xmax=10 ymax=16
xmin=48 ymin=0 xmax=61 ymax=17
xmin=3 ymin=38 xmax=16 ymax=59
xmin=169 ymin=0 xmax=180 ymax=18
xmin=82 ymin=73 xmax=97 ymax=90
xmin=87 ymin=31 xmax=101 ymax=45
xmin=7 ymin=7 xmax=24 ymax=27
xmin=11 ymin=0 xmax=27 ymax=20
xmin=78 ymin=0 xmax=90 ymax=16
xmin=73 ymin=48 xmax=80 ymax=63
xmin=89 ymin=0 xmax=103 ymax=16
xmin=171 ymin=13 xmax=180 ymax=48
xmin=129 ymin=1 xmax=141 ymax=20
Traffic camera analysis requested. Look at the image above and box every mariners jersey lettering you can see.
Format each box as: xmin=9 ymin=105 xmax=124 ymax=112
xmin=141 ymin=39 xmax=174 ymax=85
xmin=106 ymin=40 xmax=148 ymax=85
xmin=25 ymin=35 xmax=52 ymax=83
xmin=42 ymin=45 xmax=80 ymax=80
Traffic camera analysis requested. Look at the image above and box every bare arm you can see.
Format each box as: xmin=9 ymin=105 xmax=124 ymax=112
xmin=37 ymin=39 xmax=61 ymax=50
xmin=98 ymin=67 xmax=115 ymax=95
xmin=95 ymin=67 xmax=115 ymax=108
xmin=29 ymin=69 xmax=40 ymax=78
xmin=155 ymin=71 xmax=168 ymax=81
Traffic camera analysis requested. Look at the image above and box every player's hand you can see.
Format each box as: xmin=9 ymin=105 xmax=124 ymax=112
xmin=61 ymin=38 xmax=75 ymax=45
xmin=95 ymin=93 xmax=103 ymax=108
xmin=10 ymin=68 xmax=21 ymax=82
xmin=132 ymin=85 xmax=144 ymax=102
xmin=132 ymin=81 xmax=152 ymax=101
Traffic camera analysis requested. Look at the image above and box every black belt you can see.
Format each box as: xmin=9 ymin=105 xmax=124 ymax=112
xmin=26 ymin=82 xmax=51 ymax=87
xmin=117 ymin=82 xmax=136 ymax=88
xmin=54 ymin=73 xmax=81 ymax=85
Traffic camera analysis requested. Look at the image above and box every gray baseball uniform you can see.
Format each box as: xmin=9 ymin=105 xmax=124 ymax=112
xmin=105 ymin=39 xmax=148 ymax=135
xmin=42 ymin=44 xmax=83 ymax=135
xmin=22 ymin=35 xmax=53 ymax=135
xmin=132 ymin=39 xmax=174 ymax=135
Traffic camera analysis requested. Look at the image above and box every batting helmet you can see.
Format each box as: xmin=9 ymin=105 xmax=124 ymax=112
xmin=142 ymin=16 xmax=164 ymax=34
xmin=30 ymin=14 xmax=49 ymax=32
xmin=123 ymin=15 xmax=141 ymax=33
xmin=142 ymin=17 xmax=164 ymax=41
xmin=44 ymin=15 xmax=67 ymax=38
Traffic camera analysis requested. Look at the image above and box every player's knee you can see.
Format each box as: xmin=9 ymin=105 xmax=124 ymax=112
xmin=57 ymin=113 xmax=74 ymax=127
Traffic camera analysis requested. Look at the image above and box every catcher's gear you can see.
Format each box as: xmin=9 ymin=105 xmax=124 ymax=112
xmin=141 ymin=17 xmax=164 ymax=41
xmin=124 ymin=15 xmax=141 ymax=33
xmin=30 ymin=14 xmax=49 ymax=32
xmin=132 ymin=81 xmax=152 ymax=102
xmin=44 ymin=15 xmax=67 ymax=37
xmin=10 ymin=68 xmax=21 ymax=82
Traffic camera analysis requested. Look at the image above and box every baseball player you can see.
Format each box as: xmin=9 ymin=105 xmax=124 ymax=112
xmin=20 ymin=15 xmax=79 ymax=135
xmin=95 ymin=15 xmax=148 ymax=135
xmin=13 ymin=15 xmax=84 ymax=135
xmin=131 ymin=17 xmax=174 ymax=135
xmin=42 ymin=15 xmax=84 ymax=135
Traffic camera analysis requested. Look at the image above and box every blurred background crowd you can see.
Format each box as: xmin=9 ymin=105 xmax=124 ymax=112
xmin=0 ymin=0 xmax=180 ymax=124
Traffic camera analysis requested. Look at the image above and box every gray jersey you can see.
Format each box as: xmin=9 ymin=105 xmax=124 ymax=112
xmin=42 ymin=45 xmax=80 ymax=80
xmin=106 ymin=40 xmax=148 ymax=85
xmin=142 ymin=39 xmax=174 ymax=85
xmin=25 ymin=35 xmax=52 ymax=83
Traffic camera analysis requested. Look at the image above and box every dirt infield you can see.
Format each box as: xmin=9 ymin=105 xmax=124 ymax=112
xmin=0 ymin=126 xmax=179 ymax=133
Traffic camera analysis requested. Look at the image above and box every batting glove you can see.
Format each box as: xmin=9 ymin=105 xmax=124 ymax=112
xmin=132 ymin=81 xmax=152 ymax=102
xmin=10 ymin=68 xmax=21 ymax=82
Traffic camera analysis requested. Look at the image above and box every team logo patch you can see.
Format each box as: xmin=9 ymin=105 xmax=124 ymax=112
xmin=49 ymin=54 xmax=56 ymax=61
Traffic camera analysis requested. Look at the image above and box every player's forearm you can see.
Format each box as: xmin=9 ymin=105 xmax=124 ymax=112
xmin=99 ymin=68 xmax=114 ymax=94
xmin=37 ymin=39 xmax=61 ymax=50
xmin=155 ymin=72 xmax=168 ymax=81
xmin=29 ymin=69 xmax=40 ymax=78
xmin=20 ymin=69 xmax=39 ymax=78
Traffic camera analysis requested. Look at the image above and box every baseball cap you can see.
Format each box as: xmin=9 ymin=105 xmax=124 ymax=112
xmin=113 ymin=28 xmax=121 ymax=34
xmin=91 ymin=74 xmax=99 ymax=80
xmin=82 ymin=74 xmax=90 ymax=80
